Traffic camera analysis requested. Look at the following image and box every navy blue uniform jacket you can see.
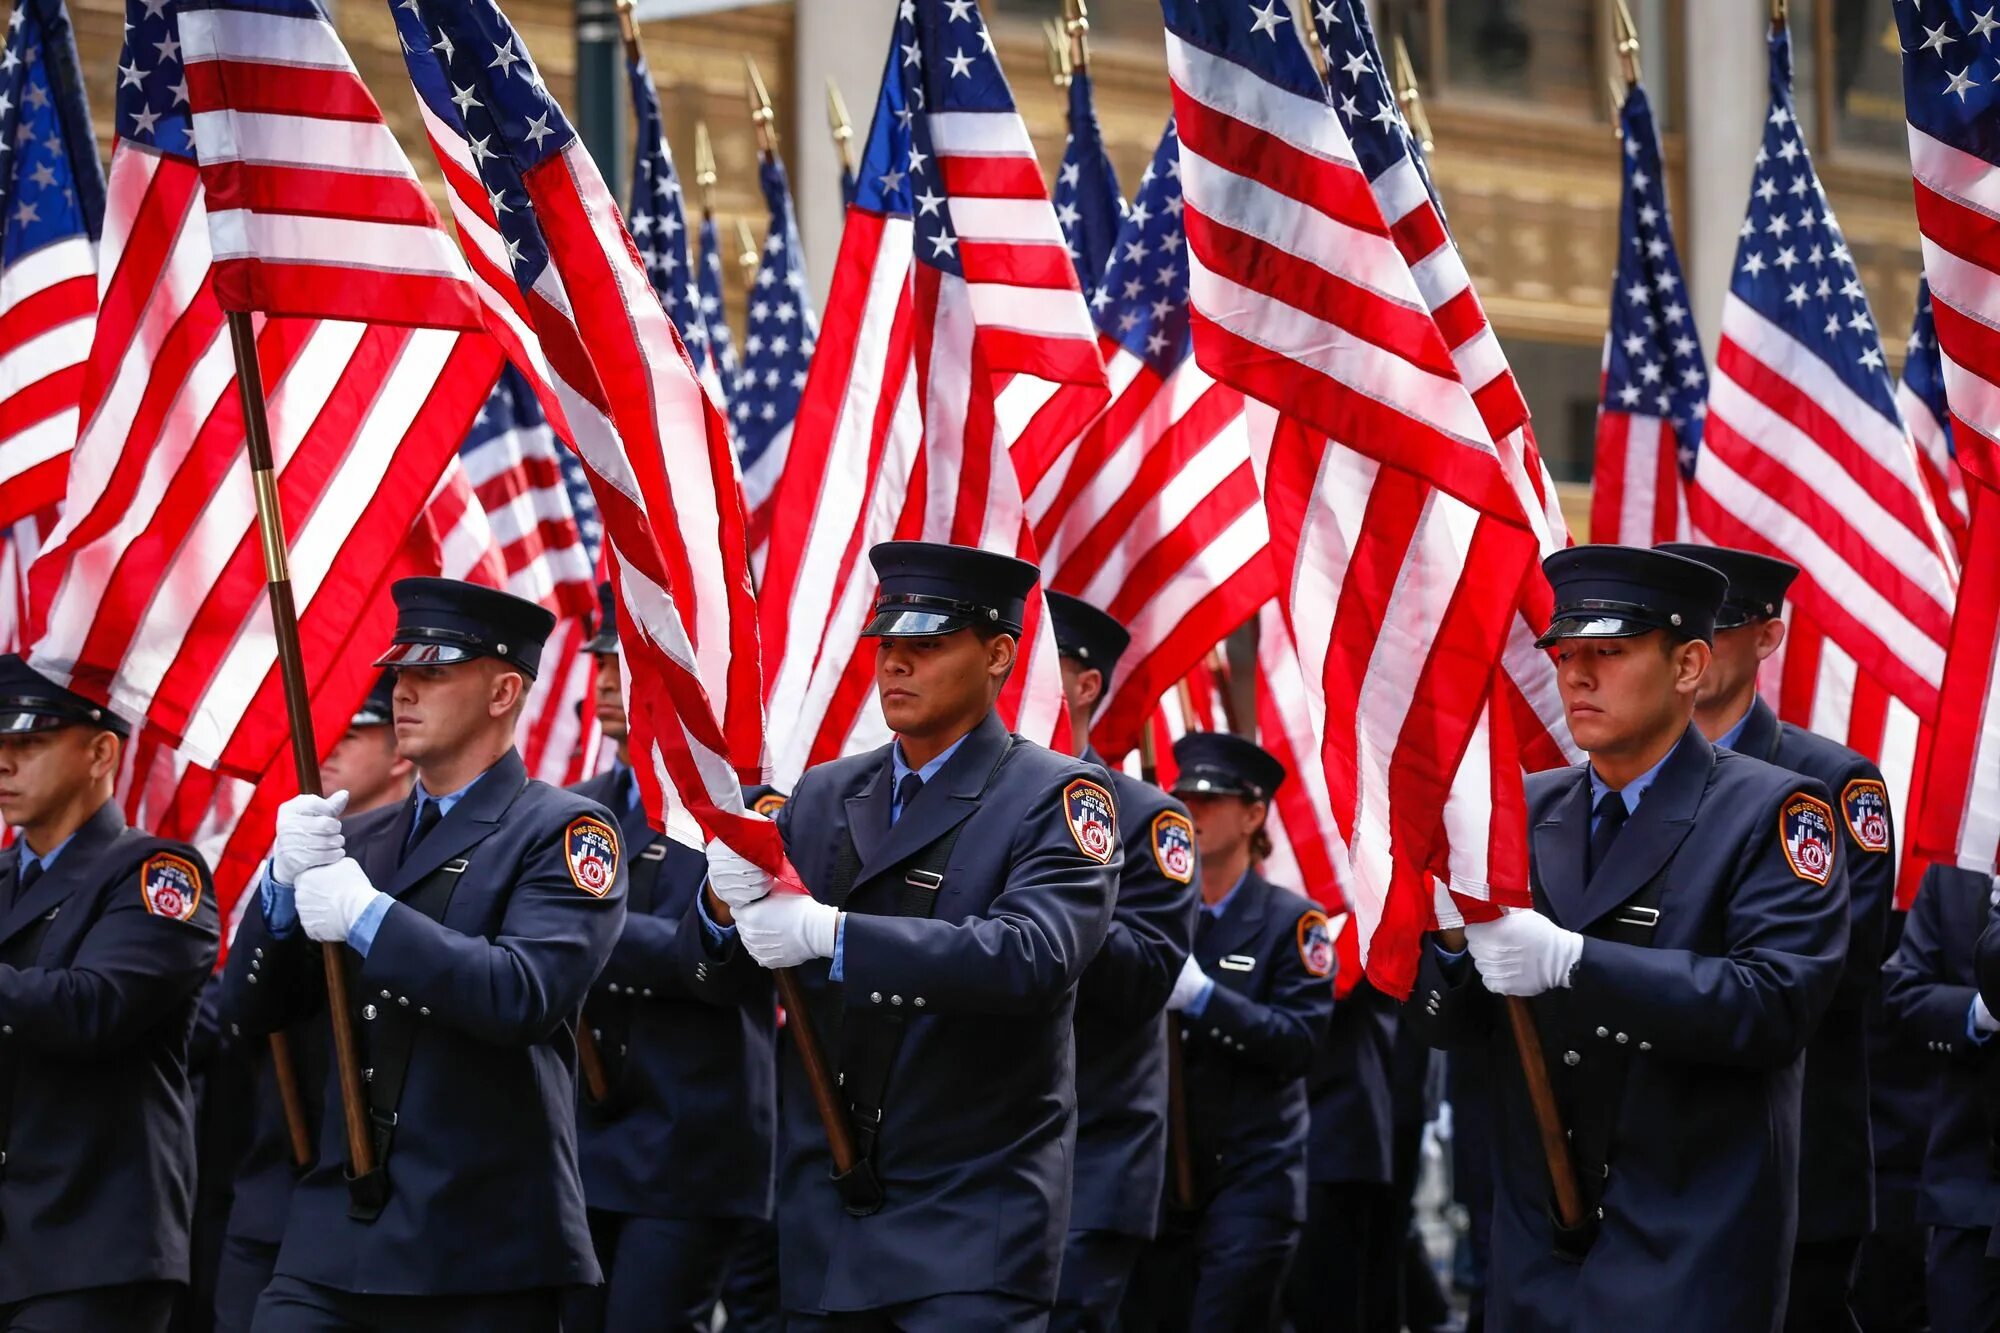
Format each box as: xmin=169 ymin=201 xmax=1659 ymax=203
xmin=571 ymin=767 xmax=776 ymax=1220
xmin=1305 ymin=979 xmax=1396 ymax=1186
xmin=1180 ymin=869 xmax=1334 ymax=1221
xmin=0 ymin=800 xmax=219 ymax=1303
xmin=227 ymin=750 xmax=626 ymax=1295
xmin=1408 ymin=728 xmax=1846 ymax=1333
xmin=1730 ymin=697 xmax=1892 ymax=1239
xmin=1070 ymin=753 xmax=1198 ymax=1239
xmin=697 ymin=712 xmax=1119 ymax=1313
xmin=1884 ymin=865 xmax=2000 ymax=1235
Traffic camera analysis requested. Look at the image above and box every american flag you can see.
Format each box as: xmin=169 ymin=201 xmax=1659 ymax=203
xmin=732 ymin=151 xmax=817 ymax=559
xmin=1895 ymin=0 xmax=2000 ymax=874
xmin=756 ymin=0 xmax=1108 ymax=788
xmin=0 ymin=0 xmax=100 ymax=532
xmin=25 ymin=0 xmax=500 ymax=780
xmin=1052 ymin=62 xmax=1123 ymax=291
xmin=456 ymin=365 xmax=597 ymax=617
xmin=1034 ymin=117 xmax=1273 ymax=759
xmin=696 ymin=212 xmax=737 ymax=398
xmin=1692 ymin=21 xmax=1957 ymax=722
xmin=391 ymin=0 xmax=777 ymax=866
xmin=1898 ymin=276 xmax=1970 ymax=562
xmin=1166 ymin=0 xmax=1539 ymax=997
xmin=0 ymin=507 xmax=55 ymax=652
xmin=1590 ymin=79 xmax=1701 ymax=548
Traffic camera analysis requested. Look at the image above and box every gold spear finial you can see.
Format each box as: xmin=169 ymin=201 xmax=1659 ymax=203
xmin=735 ymin=218 xmax=760 ymax=281
xmin=825 ymin=76 xmax=856 ymax=179
xmin=612 ymin=0 xmax=641 ymax=62
xmin=694 ymin=120 xmax=717 ymax=217
xmin=1771 ymin=0 xmax=1787 ymax=28
xmin=1390 ymin=36 xmax=1434 ymax=157
xmin=745 ymin=55 xmax=777 ymax=155
xmin=1611 ymin=0 xmax=1642 ymax=88
xmin=1043 ymin=20 xmax=1071 ymax=88
xmin=1063 ymin=0 xmax=1091 ymax=73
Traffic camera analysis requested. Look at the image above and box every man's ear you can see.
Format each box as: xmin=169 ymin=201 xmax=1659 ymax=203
xmin=1075 ymin=665 xmax=1104 ymax=714
xmin=1674 ymin=638 xmax=1712 ymax=694
xmin=1754 ymin=615 xmax=1787 ymax=664
xmin=986 ymin=632 xmax=1018 ymax=680
xmin=488 ymin=664 xmax=527 ymax=718
xmin=89 ymin=730 xmax=120 ymax=782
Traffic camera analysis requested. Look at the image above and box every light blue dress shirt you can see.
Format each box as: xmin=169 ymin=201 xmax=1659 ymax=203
xmin=1713 ymin=704 xmax=1755 ymax=755
xmin=1184 ymin=868 xmax=1250 ymax=1017
xmin=15 ymin=830 xmax=76 ymax=879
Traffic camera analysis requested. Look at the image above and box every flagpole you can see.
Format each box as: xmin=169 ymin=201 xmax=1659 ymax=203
xmin=1140 ymin=719 xmax=1197 ymax=1210
xmin=224 ymin=310 xmax=373 ymax=1179
xmin=609 ymin=0 xmax=857 ymax=1182
xmin=825 ymin=76 xmax=856 ymax=189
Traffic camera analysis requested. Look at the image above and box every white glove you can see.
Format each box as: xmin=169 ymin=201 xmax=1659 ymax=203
xmin=272 ymin=790 xmax=349 ymax=885
xmin=1167 ymin=954 xmax=1210 ymax=1012
xmin=1989 ymin=875 xmax=1999 ymax=909
xmin=1976 ymin=994 xmax=2000 ymax=1035
xmin=1464 ymin=910 xmax=1585 ymax=998
xmin=706 ymin=835 xmax=776 ymax=910
xmin=294 ymin=858 xmax=385 ymax=945
xmin=732 ymin=891 xmax=838 ymax=970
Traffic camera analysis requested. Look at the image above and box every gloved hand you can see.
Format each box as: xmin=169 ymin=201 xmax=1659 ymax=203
xmin=294 ymin=858 xmax=385 ymax=945
xmin=272 ymin=790 xmax=349 ymax=885
xmin=1976 ymin=993 xmax=2000 ymax=1035
xmin=1167 ymin=953 xmax=1210 ymax=1012
xmin=732 ymin=891 xmax=838 ymax=970
xmin=1464 ymin=910 xmax=1584 ymax=997
xmin=706 ymin=835 xmax=776 ymax=910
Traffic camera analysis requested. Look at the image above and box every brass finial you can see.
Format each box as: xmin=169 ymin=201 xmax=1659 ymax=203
xmin=734 ymin=218 xmax=759 ymax=281
xmin=1063 ymin=0 xmax=1091 ymax=73
xmin=1612 ymin=0 xmax=1642 ymax=87
xmin=825 ymin=76 xmax=856 ymax=179
xmin=1044 ymin=20 xmax=1071 ymax=87
xmin=1390 ymin=36 xmax=1434 ymax=157
xmin=694 ymin=120 xmax=716 ymax=217
xmin=746 ymin=55 xmax=777 ymax=155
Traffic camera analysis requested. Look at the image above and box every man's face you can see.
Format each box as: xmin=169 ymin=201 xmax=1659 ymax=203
xmin=0 ymin=726 xmax=109 ymax=828
xmin=392 ymin=660 xmax=517 ymax=763
xmin=1058 ymin=656 xmax=1102 ymax=722
xmin=1554 ymin=630 xmax=1706 ymax=757
xmin=1694 ymin=618 xmax=1782 ymax=711
xmin=593 ymin=654 xmax=627 ymax=741
xmin=874 ymin=629 xmax=1010 ymax=739
xmin=318 ymin=724 xmax=407 ymax=812
xmin=1182 ymin=791 xmax=1264 ymax=863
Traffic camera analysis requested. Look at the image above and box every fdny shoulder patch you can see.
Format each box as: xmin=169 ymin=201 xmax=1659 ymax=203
xmin=1780 ymin=793 xmax=1837 ymax=886
xmin=1841 ymin=778 xmax=1892 ymax=854
xmin=1151 ymin=810 xmax=1196 ymax=884
xmin=565 ymin=815 xmax=620 ymax=897
xmin=1297 ymin=911 xmax=1335 ymax=979
xmin=140 ymin=851 xmax=203 ymax=923
xmin=752 ymin=791 xmax=788 ymax=818
xmin=1063 ymin=779 xmax=1117 ymax=864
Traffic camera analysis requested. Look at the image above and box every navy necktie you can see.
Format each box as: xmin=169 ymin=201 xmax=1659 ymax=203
xmin=1588 ymin=791 xmax=1629 ymax=878
xmin=894 ymin=772 xmax=924 ymax=825
xmin=402 ymin=799 xmax=443 ymax=866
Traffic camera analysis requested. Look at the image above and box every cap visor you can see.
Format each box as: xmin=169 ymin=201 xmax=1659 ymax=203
xmin=578 ymin=632 xmax=619 ymax=655
xmin=1533 ymin=615 xmax=1657 ymax=650
xmin=1169 ymin=774 xmax=1256 ymax=799
xmin=0 ymin=710 xmax=66 ymax=734
xmin=861 ymin=608 xmax=973 ymax=638
xmin=373 ymin=642 xmax=478 ymax=669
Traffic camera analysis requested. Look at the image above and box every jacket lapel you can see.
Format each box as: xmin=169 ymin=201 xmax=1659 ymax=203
xmin=1571 ymin=726 xmax=1712 ymax=932
xmin=1731 ymin=696 xmax=1782 ymax=765
xmin=1199 ymin=870 xmax=1270 ymax=967
xmin=387 ymin=750 xmax=528 ymax=897
xmin=854 ymin=711 xmax=1011 ymax=886
xmin=1530 ymin=769 xmax=1593 ymax=930
xmin=0 ymin=801 xmax=126 ymax=949
xmin=841 ymin=751 xmax=894 ymax=876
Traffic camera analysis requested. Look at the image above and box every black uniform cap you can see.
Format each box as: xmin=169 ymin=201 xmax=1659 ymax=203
xmin=0 ymin=655 xmax=130 ymax=738
xmin=1170 ymin=731 xmax=1286 ymax=802
xmin=1655 ymin=543 xmax=1799 ymax=631
xmin=580 ymin=581 xmax=618 ymax=655
xmin=1045 ymin=591 xmax=1131 ymax=675
xmin=861 ymin=541 xmax=1042 ymax=638
xmin=351 ymin=672 xmax=397 ymax=728
xmin=373 ymin=577 xmax=557 ymax=679
xmin=1535 ymin=545 xmax=1729 ymax=649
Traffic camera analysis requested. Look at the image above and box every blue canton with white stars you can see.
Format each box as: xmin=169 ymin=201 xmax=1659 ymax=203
xmin=1604 ymin=83 xmax=1706 ymax=467
xmin=1311 ymin=0 xmax=1443 ymax=215
xmin=1895 ymin=1 xmax=2000 ymax=166
xmin=731 ymin=154 xmax=816 ymax=465
xmin=1090 ymin=118 xmax=1190 ymax=378
xmin=463 ymin=363 xmax=603 ymax=565
xmin=1729 ymin=25 xmax=1898 ymax=423
xmin=854 ymin=0 xmax=1018 ymax=280
xmin=623 ymin=55 xmax=711 ymax=358
xmin=1162 ymin=0 xmax=1328 ymax=107
xmin=696 ymin=213 xmax=737 ymax=385
xmin=114 ymin=0 xmax=195 ymax=158
xmin=0 ymin=0 xmax=101 ymax=264
xmin=1903 ymin=276 xmax=1954 ymax=456
xmin=1053 ymin=69 xmax=1124 ymax=294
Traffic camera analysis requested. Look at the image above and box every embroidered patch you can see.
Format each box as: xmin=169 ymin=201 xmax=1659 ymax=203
xmin=1297 ymin=911 xmax=1335 ymax=978
xmin=565 ymin=815 xmax=620 ymax=897
xmin=1151 ymin=810 xmax=1196 ymax=883
xmin=1063 ymin=779 xmax=1117 ymax=864
xmin=140 ymin=851 xmax=202 ymax=922
xmin=1841 ymin=778 xmax=1892 ymax=854
xmin=1780 ymin=793 xmax=1837 ymax=886
xmin=752 ymin=791 xmax=788 ymax=818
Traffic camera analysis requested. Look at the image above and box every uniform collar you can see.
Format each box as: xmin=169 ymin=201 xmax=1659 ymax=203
xmin=1203 ymin=866 xmax=1251 ymax=918
xmin=891 ymin=732 xmax=971 ymax=789
xmin=1588 ymin=735 xmax=1682 ymax=816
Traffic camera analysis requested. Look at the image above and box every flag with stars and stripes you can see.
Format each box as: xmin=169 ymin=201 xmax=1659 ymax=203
xmin=389 ymin=0 xmax=782 ymax=870
xmin=1899 ymin=276 xmax=1970 ymax=562
xmin=1031 ymin=118 xmax=1274 ymax=759
xmin=733 ymin=151 xmax=816 ymax=560
xmin=756 ymin=0 xmax=1108 ymax=787
xmin=0 ymin=0 xmax=100 ymax=532
xmin=1591 ymin=79 xmax=1702 ymax=549
xmin=457 ymin=364 xmax=598 ymax=617
xmin=695 ymin=212 xmax=737 ymax=397
xmin=1691 ymin=21 xmax=1957 ymax=726
xmin=1167 ymin=0 xmax=1542 ymax=997
xmin=1894 ymin=0 xmax=2000 ymax=874
xmin=24 ymin=0 xmax=502 ymax=783
xmin=1052 ymin=64 xmax=1123 ymax=293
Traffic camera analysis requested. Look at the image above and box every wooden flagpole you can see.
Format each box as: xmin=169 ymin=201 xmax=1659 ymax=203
xmin=224 ymin=311 xmax=372 ymax=1178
